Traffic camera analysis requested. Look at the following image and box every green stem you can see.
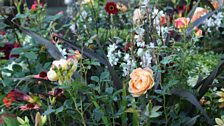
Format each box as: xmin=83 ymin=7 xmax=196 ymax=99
xmin=68 ymin=90 xmax=86 ymax=126
xmin=121 ymin=81 xmax=127 ymax=125
xmin=132 ymin=98 xmax=139 ymax=126
xmin=163 ymin=95 xmax=168 ymax=126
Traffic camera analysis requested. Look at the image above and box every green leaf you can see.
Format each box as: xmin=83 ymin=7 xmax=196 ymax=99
xmin=91 ymin=76 xmax=99 ymax=82
xmin=105 ymin=87 xmax=113 ymax=94
xmin=161 ymin=56 xmax=173 ymax=65
xmin=100 ymin=71 xmax=109 ymax=80
xmin=125 ymin=108 xmax=140 ymax=113
xmin=183 ymin=115 xmax=200 ymax=126
xmin=56 ymin=106 xmax=64 ymax=114
xmin=24 ymin=116 xmax=29 ymax=124
xmin=43 ymin=107 xmax=55 ymax=116
xmin=93 ymin=108 xmax=104 ymax=122
xmin=24 ymin=52 xmax=37 ymax=60
xmin=10 ymin=48 xmax=24 ymax=55
xmin=3 ymin=117 xmax=19 ymax=126
xmin=12 ymin=64 xmax=23 ymax=72
xmin=17 ymin=117 xmax=25 ymax=125
xmin=150 ymin=106 xmax=162 ymax=118
xmin=44 ymin=14 xmax=63 ymax=22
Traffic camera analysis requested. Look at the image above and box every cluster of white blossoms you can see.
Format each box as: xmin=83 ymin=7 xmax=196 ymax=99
xmin=134 ymin=27 xmax=153 ymax=68
xmin=120 ymin=54 xmax=137 ymax=76
xmin=203 ymin=12 xmax=224 ymax=32
xmin=140 ymin=48 xmax=152 ymax=68
xmin=107 ymin=43 xmax=122 ymax=66
xmin=55 ymin=44 xmax=67 ymax=59
xmin=151 ymin=8 xmax=169 ymax=40
xmin=23 ymin=35 xmax=32 ymax=46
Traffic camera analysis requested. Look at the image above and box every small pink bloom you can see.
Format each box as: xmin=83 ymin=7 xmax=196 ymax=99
xmin=57 ymin=11 xmax=64 ymax=15
xmin=160 ymin=15 xmax=167 ymax=26
xmin=1 ymin=31 xmax=5 ymax=36
xmin=67 ymin=50 xmax=82 ymax=60
xmin=195 ymin=27 xmax=203 ymax=37
xmin=31 ymin=0 xmax=44 ymax=11
xmin=31 ymin=4 xmax=37 ymax=11
xmin=20 ymin=104 xmax=40 ymax=111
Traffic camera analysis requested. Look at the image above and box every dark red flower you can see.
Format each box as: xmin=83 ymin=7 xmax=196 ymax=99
xmin=48 ymin=88 xmax=64 ymax=97
xmin=13 ymin=90 xmax=33 ymax=102
xmin=0 ymin=43 xmax=14 ymax=59
xmin=34 ymin=71 xmax=48 ymax=80
xmin=169 ymin=30 xmax=174 ymax=37
xmin=0 ymin=42 xmax=20 ymax=59
xmin=176 ymin=5 xmax=190 ymax=17
xmin=20 ymin=103 xmax=40 ymax=111
xmin=104 ymin=2 xmax=118 ymax=15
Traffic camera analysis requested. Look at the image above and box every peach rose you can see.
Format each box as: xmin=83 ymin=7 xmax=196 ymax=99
xmin=128 ymin=68 xmax=154 ymax=97
xmin=212 ymin=1 xmax=219 ymax=9
xmin=191 ymin=7 xmax=208 ymax=23
xmin=195 ymin=28 xmax=203 ymax=37
xmin=117 ymin=3 xmax=127 ymax=13
xmin=174 ymin=17 xmax=190 ymax=29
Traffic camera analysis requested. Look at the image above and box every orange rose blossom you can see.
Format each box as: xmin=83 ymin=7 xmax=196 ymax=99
xmin=128 ymin=68 xmax=154 ymax=97
xmin=174 ymin=17 xmax=190 ymax=29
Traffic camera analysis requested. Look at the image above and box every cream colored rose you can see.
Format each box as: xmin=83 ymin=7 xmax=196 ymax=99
xmin=128 ymin=68 xmax=154 ymax=97
xmin=133 ymin=8 xmax=143 ymax=25
xmin=52 ymin=59 xmax=68 ymax=70
xmin=47 ymin=69 xmax=58 ymax=81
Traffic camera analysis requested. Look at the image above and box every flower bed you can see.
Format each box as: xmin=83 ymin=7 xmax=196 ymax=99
xmin=0 ymin=0 xmax=224 ymax=125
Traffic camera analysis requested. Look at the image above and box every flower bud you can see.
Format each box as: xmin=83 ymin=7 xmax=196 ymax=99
xmin=47 ymin=69 xmax=58 ymax=81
